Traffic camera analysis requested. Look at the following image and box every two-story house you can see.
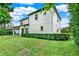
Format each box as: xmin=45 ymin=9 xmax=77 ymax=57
xmin=28 ymin=7 xmax=61 ymax=34
xmin=13 ymin=6 xmax=61 ymax=36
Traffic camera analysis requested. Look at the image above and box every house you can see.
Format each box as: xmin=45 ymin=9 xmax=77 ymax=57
xmin=12 ymin=6 xmax=61 ymax=36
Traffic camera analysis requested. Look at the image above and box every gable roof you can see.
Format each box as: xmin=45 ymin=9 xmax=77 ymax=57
xmin=28 ymin=8 xmax=43 ymax=16
xmin=20 ymin=17 xmax=29 ymax=21
xmin=53 ymin=7 xmax=61 ymax=20
xmin=28 ymin=7 xmax=61 ymax=20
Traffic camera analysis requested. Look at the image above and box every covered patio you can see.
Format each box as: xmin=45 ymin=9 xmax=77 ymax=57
xmin=12 ymin=25 xmax=29 ymax=36
xmin=19 ymin=25 xmax=29 ymax=36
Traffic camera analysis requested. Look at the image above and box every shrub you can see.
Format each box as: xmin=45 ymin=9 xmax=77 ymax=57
xmin=22 ymin=33 xmax=70 ymax=41
xmin=0 ymin=29 xmax=12 ymax=35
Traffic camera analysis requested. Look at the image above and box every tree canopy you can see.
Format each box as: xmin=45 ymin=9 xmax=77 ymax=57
xmin=43 ymin=3 xmax=55 ymax=10
xmin=68 ymin=4 xmax=79 ymax=45
xmin=0 ymin=3 xmax=12 ymax=29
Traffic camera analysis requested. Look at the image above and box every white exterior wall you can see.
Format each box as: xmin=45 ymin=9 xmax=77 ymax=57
xmin=52 ymin=8 xmax=61 ymax=33
xmin=29 ymin=7 xmax=61 ymax=33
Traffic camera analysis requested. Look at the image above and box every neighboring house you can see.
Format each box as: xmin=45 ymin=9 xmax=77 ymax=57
xmin=12 ymin=6 xmax=61 ymax=36
xmin=0 ymin=23 xmax=13 ymax=29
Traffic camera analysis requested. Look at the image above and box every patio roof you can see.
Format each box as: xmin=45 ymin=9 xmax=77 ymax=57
xmin=12 ymin=26 xmax=20 ymax=30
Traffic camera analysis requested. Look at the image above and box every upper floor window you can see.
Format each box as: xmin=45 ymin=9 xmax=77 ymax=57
xmin=57 ymin=19 xmax=59 ymax=22
xmin=44 ymin=11 xmax=46 ymax=15
xmin=40 ymin=26 xmax=43 ymax=31
xmin=35 ymin=14 xmax=38 ymax=20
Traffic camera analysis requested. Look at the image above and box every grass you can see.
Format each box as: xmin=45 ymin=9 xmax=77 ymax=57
xmin=0 ymin=35 xmax=78 ymax=56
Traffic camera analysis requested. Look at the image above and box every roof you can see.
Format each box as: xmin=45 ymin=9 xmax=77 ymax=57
xmin=12 ymin=25 xmax=20 ymax=28
xmin=28 ymin=8 xmax=43 ymax=15
xmin=21 ymin=24 xmax=29 ymax=26
xmin=53 ymin=7 xmax=61 ymax=20
xmin=20 ymin=6 xmax=61 ymax=21
xmin=28 ymin=7 xmax=61 ymax=20
xmin=12 ymin=26 xmax=20 ymax=30
xmin=20 ymin=17 xmax=29 ymax=21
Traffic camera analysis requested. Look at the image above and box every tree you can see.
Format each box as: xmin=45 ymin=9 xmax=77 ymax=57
xmin=43 ymin=3 xmax=55 ymax=11
xmin=61 ymin=27 xmax=70 ymax=33
xmin=0 ymin=3 xmax=12 ymax=29
xmin=68 ymin=4 xmax=79 ymax=45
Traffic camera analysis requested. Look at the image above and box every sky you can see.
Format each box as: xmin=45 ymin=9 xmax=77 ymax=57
xmin=10 ymin=3 xmax=69 ymax=28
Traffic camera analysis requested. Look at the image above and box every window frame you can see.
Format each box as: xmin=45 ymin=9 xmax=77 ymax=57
xmin=35 ymin=14 xmax=38 ymax=20
xmin=40 ymin=26 xmax=44 ymax=31
xmin=57 ymin=19 xmax=59 ymax=22
xmin=44 ymin=11 xmax=46 ymax=15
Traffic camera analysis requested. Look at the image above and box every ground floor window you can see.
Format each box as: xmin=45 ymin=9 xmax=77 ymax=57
xmin=40 ymin=26 xmax=44 ymax=31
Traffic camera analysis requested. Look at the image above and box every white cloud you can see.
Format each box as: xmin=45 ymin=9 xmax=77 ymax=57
xmin=56 ymin=4 xmax=68 ymax=12
xmin=12 ymin=21 xmax=20 ymax=26
xmin=10 ymin=6 xmax=37 ymax=18
xmin=10 ymin=12 xmax=22 ymax=18
xmin=56 ymin=4 xmax=70 ymax=28
xmin=20 ymin=3 xmax=34 ymax=5
xmin=10 ymin=6 xmax=37 ymax=26
xmin=13 ymin=6 xmax=37 ymax=15
xmin=66 ymin=13 xmax=70 ymax=17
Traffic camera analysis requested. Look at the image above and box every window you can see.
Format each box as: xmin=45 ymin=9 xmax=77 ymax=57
xmin=40 ymin=26 xmax=43 ymax=31
xmin=57 ymin=29 xmax=59 ymax=32
xmin=35 ymin=14 xmax=38 ymax=20
xmin=44 ymin=11 xmax=46 ymax=15
xmin=57 ymin=19 xmax=59 ymax=22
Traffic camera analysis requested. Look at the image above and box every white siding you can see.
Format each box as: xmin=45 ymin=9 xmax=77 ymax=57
xmin=51 ymin=8 xmax=61 ymax=33
xmin=52 ymin=11 xmax=60 ymax=33
xmin=29 ymin=7 xmax=61 ymax=33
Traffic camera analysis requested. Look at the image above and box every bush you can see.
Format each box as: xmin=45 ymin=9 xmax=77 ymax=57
xmin=0 ymin=29 xmax=12 ymax=35
xmin=22 ymin=33 xmax=70 ymax=41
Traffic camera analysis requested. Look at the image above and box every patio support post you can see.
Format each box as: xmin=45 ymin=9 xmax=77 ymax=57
xmin=24 ymin=28 xmax=26 ymax=34
xmin=13 ymin=29 xmax=15 ymax=35
xmin=19 ymin=27 xmax=22 ymax=36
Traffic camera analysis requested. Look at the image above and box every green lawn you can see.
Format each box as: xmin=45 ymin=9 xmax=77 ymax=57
xmin=0 ymin=35 xmax=79 ymax=56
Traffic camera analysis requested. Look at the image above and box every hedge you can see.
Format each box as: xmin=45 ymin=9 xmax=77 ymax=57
xmin=22 ymin=33 xmax=71 ymax=41
xmin=0 ymin=29 xmax=12 ymax=35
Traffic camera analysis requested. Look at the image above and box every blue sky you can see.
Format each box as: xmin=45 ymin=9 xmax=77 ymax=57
xmin=10 ymin=3 xmax=69 ymax=28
